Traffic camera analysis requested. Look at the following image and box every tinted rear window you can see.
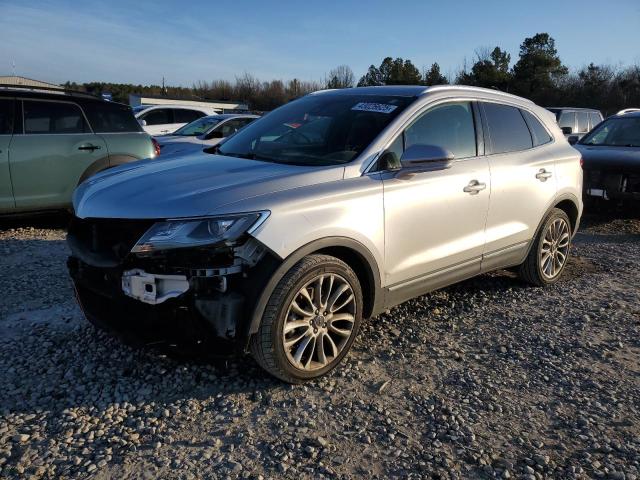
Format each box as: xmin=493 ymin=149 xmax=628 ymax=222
xmin=82 ymin=102 xmax=142 ymax=133
xmin=0 ymin=99 xmax=14 ymax=135
xmin=521 ymin=109 xmax=552 ymax=146
xmin=174 ymin=109 xmax=204 ymax=124
xmin=483 ymin=102 xmax=533 ymax=154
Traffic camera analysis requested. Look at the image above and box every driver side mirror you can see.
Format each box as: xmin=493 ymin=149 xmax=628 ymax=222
xmin=567 ymin=135 xmax=579 ymax=145
xmin=561 ymin=126 xmax=573 ymax=135
xmin=400 ymin=144 xmax=454 ymax=172
xmin=138 ymin=119 xmax=147 ymax=127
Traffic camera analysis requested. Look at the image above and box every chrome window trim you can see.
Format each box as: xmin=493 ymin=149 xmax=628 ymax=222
xmin=480 ymin=100 xmax=557 ymax=156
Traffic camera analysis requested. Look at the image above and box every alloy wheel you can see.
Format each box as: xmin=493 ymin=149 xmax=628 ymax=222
xmin=282 ymin=273 xmax=356 ymax=371
xmin=540 ymin=217 xmax=570 ymax=280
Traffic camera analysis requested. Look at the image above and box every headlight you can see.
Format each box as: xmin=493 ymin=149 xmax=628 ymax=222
xmin=131 ymin=211 xmax=269 ymax=253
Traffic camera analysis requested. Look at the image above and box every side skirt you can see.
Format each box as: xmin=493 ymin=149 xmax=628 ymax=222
xmin=381 ymin=241 xmax=531 ymax=312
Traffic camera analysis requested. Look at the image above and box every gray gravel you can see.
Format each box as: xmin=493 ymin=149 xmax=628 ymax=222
xmin=0 ymin=212 xmax=639 ymax=479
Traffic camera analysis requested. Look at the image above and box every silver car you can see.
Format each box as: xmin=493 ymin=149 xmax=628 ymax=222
xmin=67 ymin=86 xmax=583 ymax=383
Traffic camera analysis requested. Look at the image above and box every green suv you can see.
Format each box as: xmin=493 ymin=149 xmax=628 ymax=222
xmin=0 ymin=88 xmax=157 ymax=214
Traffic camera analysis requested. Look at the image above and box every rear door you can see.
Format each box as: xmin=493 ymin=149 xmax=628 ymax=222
xmin=139 ymin=108 xmax=174 ymax=136
xmin=0 ymin=98 xmax=15 ymax=211
xmin=82 ymin=101 xmax=154 ymax=165
xmin=9 ymin=99 xmax=108 ymax=210
xmin=480 ymin=102 xmax=556 ymax=265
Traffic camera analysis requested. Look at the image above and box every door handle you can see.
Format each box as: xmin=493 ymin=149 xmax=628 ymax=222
xmin=535 ymin=169 xmax=553 ymax=181
xmin=78 ymin=144 xmax=101 ymax=151
xmin=463 ymin=180 xmax=486 ymax=195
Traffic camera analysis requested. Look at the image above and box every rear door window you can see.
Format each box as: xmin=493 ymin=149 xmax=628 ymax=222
xmin=24 ymin=100 xmax=89 ymax=134
xmin=576 ymin=112 xmax=590 ymax=133
xmin=404 ymin=102 xmax=477 ymax=159
xmin=142 ymin=109 xmax=172 ymax=125
xmin=589 ymin=112 xmax=602 ymax=129
xmin=483 ymin=102 xmax=533 ymax=154
xmin=521 ymin=109 xmax=552 ymax=146
xmin=0 ymin=99 xmax=14 ymax=134
xmin=174 ymin=109 xmax=204 ymax=124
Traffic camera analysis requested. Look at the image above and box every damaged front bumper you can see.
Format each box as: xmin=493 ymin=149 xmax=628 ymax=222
xmin=67 ymin=217 xmax=279 ymax=356
xmin=584 ymin=169 xmax=640 ymax=201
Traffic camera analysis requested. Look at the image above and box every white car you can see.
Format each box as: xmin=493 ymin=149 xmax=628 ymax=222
xmin=155 ymin=114 xmax=259 ymax=155
xmin=135 ymin=105 xmax=219 ymax=136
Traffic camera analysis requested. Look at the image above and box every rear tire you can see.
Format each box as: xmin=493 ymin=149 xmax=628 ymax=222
xmin=518 ymin=208 xmax=572 ymax=286
xmin=250 ymin=254 xmax=363 ymax=383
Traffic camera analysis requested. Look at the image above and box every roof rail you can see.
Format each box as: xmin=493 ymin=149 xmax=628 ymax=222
xmin=616 ymin=108 xmax=640 ymax=115
xmin=0 ymin=83 xmax=101 ymax=99
xmin=424 ymin=85 xmax=536 ymax=104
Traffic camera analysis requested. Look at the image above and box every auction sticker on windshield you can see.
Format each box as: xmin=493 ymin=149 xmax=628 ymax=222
xmin=351 ymin=102 xmax=398 ymax=114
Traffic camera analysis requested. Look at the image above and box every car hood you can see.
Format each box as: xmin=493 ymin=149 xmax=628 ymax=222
xmin=575 ymin=145 xmax=640 ymax=172
xmin=73 ymin=152 xmax=344 ymax=219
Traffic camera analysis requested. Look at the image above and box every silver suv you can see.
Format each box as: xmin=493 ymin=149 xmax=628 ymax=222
xmin=67 ymin=86 xmax=583 ymax=383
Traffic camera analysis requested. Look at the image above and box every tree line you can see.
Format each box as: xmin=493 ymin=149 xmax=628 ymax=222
xmin=64 ymin=32 xmax=640 ymax=115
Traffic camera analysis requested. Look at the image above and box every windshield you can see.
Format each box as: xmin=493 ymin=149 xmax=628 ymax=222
xmin=217 ymin=94 xmax=414 ymax=166
xmin=173 ymin=116 xmax=222 ymax=136
xmin=580 ymin=116 xmax=640 ymax=147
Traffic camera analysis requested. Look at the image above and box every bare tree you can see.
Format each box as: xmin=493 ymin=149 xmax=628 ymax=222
xmin=325 ymin=65 xmax=355 ymax=89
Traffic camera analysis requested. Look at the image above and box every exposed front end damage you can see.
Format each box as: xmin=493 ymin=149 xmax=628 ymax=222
xmin=66 ymin=217 xmax=280 ymax=356
xmin=584 ymin=169 xmax=640 ymax=202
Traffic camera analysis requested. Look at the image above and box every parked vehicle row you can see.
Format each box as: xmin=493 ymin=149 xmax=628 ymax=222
xmin=0 ymin=88 xmax=156 ymax=214
xmin=67 ymin=85 xmax=583 ymax=383
xmin=134 ymin=104 xmax=218 ymax=136
xmin=155 ymin=114 xmax=259 ymax=155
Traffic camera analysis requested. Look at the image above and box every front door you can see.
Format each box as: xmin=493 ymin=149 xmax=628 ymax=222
xmin=0 ymin=98 xmax=15 ymax=211
xmin=10 ymin=99 xmax=108 ymax=210
xmin=382 ymin=101 xmax=490 ymax=294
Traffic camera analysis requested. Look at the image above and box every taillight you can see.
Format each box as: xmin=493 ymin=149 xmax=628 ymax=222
xmin=579 ymin=157 xmax=584 ymax=168
xmin=152 ymin=138 xmax=161 ymax=157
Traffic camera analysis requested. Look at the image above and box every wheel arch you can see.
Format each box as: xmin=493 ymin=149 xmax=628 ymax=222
xmin=245 ymin=237 xmax=383 ymax=343
xmin=77 ymin=154 xmax=139 ymax=185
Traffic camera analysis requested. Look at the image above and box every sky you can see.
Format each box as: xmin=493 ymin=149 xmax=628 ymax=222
xmin=1 ymin=0 xmax=639 ymax=87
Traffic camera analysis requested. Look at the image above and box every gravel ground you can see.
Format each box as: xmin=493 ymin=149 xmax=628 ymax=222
xmin=0 ymin=211 xmax=639 ymax=479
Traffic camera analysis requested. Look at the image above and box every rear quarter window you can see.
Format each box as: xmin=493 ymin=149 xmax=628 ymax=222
xmin=82 ymin=103 xmax=143 ymax=133
xmin=521 ymin=109 xmax=552 ymax=146
xmin=0 ymin=99 xmax=14 ymax=134
xmin=483 ymin=102 xmax=533 ymax=154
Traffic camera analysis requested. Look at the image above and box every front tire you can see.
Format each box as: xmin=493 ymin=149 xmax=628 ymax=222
xmin=250 ymin=254 xmax=363 ymax=383
xmin=518 ymin=208 xmax=572 ymax=286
